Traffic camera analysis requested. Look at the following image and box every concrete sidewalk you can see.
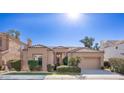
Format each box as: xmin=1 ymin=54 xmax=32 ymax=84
xmin=0 ymin=74 xmax=123 ymax=80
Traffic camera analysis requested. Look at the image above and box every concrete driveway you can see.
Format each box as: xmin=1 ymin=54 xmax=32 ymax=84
xmin=81 ymin=69 xmax=116 ymax=75
xmin=81 ymin=69 xmax=124 ymax=80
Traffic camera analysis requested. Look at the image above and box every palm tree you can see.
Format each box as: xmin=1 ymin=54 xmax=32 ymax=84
xmin=80 ymin=36 xmax=95 ymax=48
xmin=15 ymin=31 xmax=20 ymax=39
xmin=7 ymin=29 xmax=15 ymax=36
xmin=93 ymin=43 xmax=100 ymax=50
xmin=7 ymin=29 xmax=20 ymax=39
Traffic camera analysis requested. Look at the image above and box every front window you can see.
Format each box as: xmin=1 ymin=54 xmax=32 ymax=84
xmin=33 ymin=54 xmax=42 ymax=66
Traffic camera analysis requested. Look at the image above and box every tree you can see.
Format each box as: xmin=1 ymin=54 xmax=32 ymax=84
xmin=15 ymin=31 xmax=20 ymax=39
xmin=7 ymin=29 xmax=15 ymax=36
xmin=80 ymin=36 xmax=95 ymax=48
xmin=7 ymin=29 xmax=20 ymax=39
xmin=93 ymin=43 xmax=100 ymax=50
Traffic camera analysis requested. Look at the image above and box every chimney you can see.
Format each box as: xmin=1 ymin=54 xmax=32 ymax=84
xmin=27 ymin=38 xmax=32 ymax=47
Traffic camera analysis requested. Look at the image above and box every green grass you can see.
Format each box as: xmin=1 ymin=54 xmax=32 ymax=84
xmin=4 ymin=72 xmax=80 ymax=75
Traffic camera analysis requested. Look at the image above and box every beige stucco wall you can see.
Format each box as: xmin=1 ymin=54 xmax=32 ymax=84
xmin=0 ymin=34 xmax=21 ymax=66
xmin=2 ymin=37 xmax=21 ymax=62
xmin=68 ymin=52 xmax=104 ymax=69
xmin=48 ymin=51 xmax=54 ymax=64
xmin=21 ymin=50 xmax=29 ymax=71
xmin=21 ymin=47 xmax=54 ymax=71
xmin=0 ymin=34 xmax=8 ymax=50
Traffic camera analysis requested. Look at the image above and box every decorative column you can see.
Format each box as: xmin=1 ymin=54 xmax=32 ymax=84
xmin=0 ymin=53 xmax=2 ymax=66
xmin=42 ymin=55 xmax=47 ymax=71
xmin=54 ymin=52 xmax=56 ymax=65
xmin=21 ymin=50 xmax=29 ymax=71
xmin=4 ymin=60 xmax=9 ymax=72
xmin=60 ymin=53 xmax=63 ymax=65
xmin=100 ymin=57 xmax=104 ymax=67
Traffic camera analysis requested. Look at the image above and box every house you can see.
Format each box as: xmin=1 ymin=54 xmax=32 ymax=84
xmin=0 ymin=33 xmax=26 ymax=70
xmin=21 ymin=40 xmax=104 ymax=71
xmin=100 ymin=40 xmax=124 ymax=61
xmin=0 ymin=32 xmax=104 ymax=71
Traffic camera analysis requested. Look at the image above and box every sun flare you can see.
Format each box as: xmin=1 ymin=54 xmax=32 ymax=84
xmin=67 ymin=12 xmax=80 ymax=20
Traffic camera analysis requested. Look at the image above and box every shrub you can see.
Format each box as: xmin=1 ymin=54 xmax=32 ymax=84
xmin=57 ymin=65 xmax=81 ymax=73
xmin=109 ymin=58 xmax=124 ymax=74
xmin=10 ymin=60 xmax=21 ymax=71
xmin=68 ymin=57 xmax=76 ymax=66
xmin=10 ymin=68 xmax=16 ymax=71
xmin=68 ymin=57 xmax=80 ymax=66
xmin=47 ymin=64 xmax=54 ymax=72
xmin=63 ymin=56 xmax=68 ymax=65
xmin=104 ymin=61 xmax=111 ymax=68
xmin=0 ymin=65 xmax=2 ymax=70
xmin=28 ymin=60 xmax=39 ymax=71
xmin=101 ymin=66 xmax=104 ymax=70
xmin=33 ymin=66 xmax=42 ymax=71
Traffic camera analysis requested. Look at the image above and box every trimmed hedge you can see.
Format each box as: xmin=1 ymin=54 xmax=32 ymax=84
xmin=109 ymin=58 xmax=124 ymax=74
xmin=10 ymin=60 xmax=21 ymax=71
xmin=57 ymin=65 xmax=81 ymax=73
xmin=28 ymin=60 xmax=39 ymax=71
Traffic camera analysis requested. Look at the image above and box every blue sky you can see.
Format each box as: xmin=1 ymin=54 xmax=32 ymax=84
xmin=0 ymin=13 xmax=124 ymax=47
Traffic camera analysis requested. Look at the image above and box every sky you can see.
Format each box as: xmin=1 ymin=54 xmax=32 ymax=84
xmin=0 ymin=13 xmax=124 ymax=47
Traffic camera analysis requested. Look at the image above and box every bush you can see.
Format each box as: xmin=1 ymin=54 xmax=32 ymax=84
xmin=33 ymin=66 xmax=42 ymax=71
xmin=10 ymin=68 xmax=16 ymax=71
xmin=57 ymin=65 xmax=81 ymax=73
xmin=0 ymin=65 xmax=2 ymax=70
xmin=109 ymin=58 xmax=124 ymax=74
xmin=68 ymin=57 xmax=76 ymax=66
xmin=28 ymin=60 xmax=39 ymax=71
xmin=104 ymin=61 xmax=111 ymax=68
xmin=101 ymin=66 xmax=104 ymax=70
xmin=47 ymin=64 xmax=54 ymax=72
xmin=68 ymin=57 xmax=80 ymax=66
xmin=10 ymin=60 xmax=21 ymax=71
xmin=63 ymin=56 xmax=68 ymax=65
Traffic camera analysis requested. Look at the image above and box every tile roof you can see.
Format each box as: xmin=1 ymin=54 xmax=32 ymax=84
xmin=68 ymin=47 xmax=103 ymax=53
xmin=101 ymin=40 xmax=124 ymax=48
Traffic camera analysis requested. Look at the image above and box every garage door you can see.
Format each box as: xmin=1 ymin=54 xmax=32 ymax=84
xmin=79 ymin=57 xmax=100 ymax=69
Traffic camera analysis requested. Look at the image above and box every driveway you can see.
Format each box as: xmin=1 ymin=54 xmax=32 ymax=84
xmin=81 ymin=69 xmax=124 ymax=80
xmin=81 ymin=69 xmax=116 ymax=75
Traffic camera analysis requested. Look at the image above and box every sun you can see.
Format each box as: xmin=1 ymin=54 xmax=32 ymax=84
xmin=67 ymin=13 xmax=80 ymax=20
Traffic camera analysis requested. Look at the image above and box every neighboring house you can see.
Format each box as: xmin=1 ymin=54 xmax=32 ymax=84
xmin=100 ymin=40 xmax=124 ymax=61
xmin=0 ymin=33 xmax=26 ymax=67
xmin=21 ymin=40 xmax=104 ymax=71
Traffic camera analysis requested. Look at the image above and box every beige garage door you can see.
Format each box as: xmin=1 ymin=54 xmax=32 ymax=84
xmin=79 ymin=57 xmax=100 ymax=69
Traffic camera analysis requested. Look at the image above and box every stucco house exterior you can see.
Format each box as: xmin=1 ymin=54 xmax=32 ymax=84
xmin=21 ymin=40 xmax=104 ymax=71
xmin=0 ymin=33 xmax=26 ymax=70
xmin=100 ymin=40 xmax=124 ymax=61
xmin=0 ymin=32 xmax=104 ymax=71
